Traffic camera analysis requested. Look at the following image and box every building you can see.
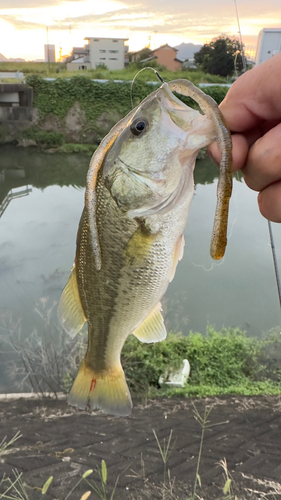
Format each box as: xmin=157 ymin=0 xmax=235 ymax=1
xmin=67 ymin=37 xmax=129 ymax=71
xmin=151 ymin=44 xmax=183 ymax=71
xmin=255 ymin=28 xmax=281 ymax=65
xmin=130 ymin=44 xmax=183 ymax=71
xmin=44 ymin=44 xmax=56 ymax=63
xmin=66 ymin=46 xmax=91 ymax=71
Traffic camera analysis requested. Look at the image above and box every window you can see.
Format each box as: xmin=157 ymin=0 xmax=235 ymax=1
xmin=112 ymin=39 xmax=118 ymax=43
xmin=109 ymin=57 xmax=118 ymax=60
xmin=100 ymin=57 xmax=106 ymax=60
xmin=93 ymin=39 xmax=99 ymax=42
xmin=109 ymin=50 xmax=118 ymax=53
xmin=99 ymin=49 xmax=106 ymax=53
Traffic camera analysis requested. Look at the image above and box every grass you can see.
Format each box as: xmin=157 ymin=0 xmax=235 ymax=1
xmin=153 ymin=429 xmax=176 ymax=498
xmin=0 ymin=455 xmax=117 ymax=500
xmin=0 ymin=432 xmax=22 ymax=456
xmin=0 ymin=61 xmax=228 ymax=85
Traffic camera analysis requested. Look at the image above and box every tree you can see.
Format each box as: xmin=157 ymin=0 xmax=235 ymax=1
xmin=194 ymin=36 xmax=244 ymax=77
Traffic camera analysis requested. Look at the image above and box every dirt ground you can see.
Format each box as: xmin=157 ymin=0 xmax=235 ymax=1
xmin=0 ymin=395 xmax=281 ymax=500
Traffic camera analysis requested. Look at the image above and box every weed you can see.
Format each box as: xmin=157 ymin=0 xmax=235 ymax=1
xmin=188 ymin=404 xmax=230 ymax=500
xmin=0 ymin=470 xmax=29 ymax=500
xmin=0 ymin=432 xmax=22 ymax=457
xmin=153 ymin=429 xmax=176 ymax=499
xmin=2 ymin=303 xmax=87 ymax=397
xmin=83 ymin=460 xmax=119 ymax=500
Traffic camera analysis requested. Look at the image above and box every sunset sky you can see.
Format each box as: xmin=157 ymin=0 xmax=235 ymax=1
xmin=0 ymin=0 xmax=280 ymax=61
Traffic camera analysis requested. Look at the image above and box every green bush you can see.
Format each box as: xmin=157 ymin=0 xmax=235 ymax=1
xmin=121 ymin=328 xmax=281 ymax=397
xmin=59 ymin=143 xmax=98 ymax=155
xmin=25 ymin=76 xmax=229 ymax=125
xmin=22 ymin=127 xmax=64 ymax=147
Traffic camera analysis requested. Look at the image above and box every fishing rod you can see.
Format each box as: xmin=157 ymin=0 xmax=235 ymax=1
xmin=233 ymin=0 xmax=247 ymax=72
xmin=268 ymin=220 xmax=281 ymax=314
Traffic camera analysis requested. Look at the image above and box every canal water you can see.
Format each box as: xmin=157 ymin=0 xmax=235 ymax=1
xmin=0 ymin=145 xmax=281 ymax=390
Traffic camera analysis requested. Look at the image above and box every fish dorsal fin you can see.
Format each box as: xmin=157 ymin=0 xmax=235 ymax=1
xmin=169 ymin=234 xmax=185 ymax=282
xmin=58 ymin=265 xmax=86 ymax=338
xmin=133 ymin=302 xmax=167 ymax=343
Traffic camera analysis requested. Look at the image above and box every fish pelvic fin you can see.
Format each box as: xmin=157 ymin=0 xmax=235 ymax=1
xmin=133 ymin=302 xmax=167 ymax=343
xmin=58 ymin=265 xmax=86 ymax=338
xmin=68 ymin=359 xmax=132 ymax=417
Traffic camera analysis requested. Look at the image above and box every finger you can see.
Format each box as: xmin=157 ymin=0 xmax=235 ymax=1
xmin=243 ymin=122 xmax=281 ymax=192
xmin=208 ymin=133 xmax=251 ymax=172
xmin=258 ymin=181 xmax=281 ymax=223
xmin=219 ymin=52 xmax=281 ymax=132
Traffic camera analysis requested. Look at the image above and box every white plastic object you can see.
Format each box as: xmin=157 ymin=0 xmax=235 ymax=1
xmin=158 ymin=359 xmax=190 ymax=388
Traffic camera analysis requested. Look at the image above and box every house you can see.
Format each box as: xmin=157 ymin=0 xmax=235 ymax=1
xmin=66 ymin=46 xmax=91 ymax=71
xmin=130 ymin=44 xmax=183 ymax=71
xmin=255 ymin=28 xmax=281 ymax=65
xmin=67 ymin=37 xmax=129 ymax=71
xmin=151 ymin=44 xmax=183 ymax=71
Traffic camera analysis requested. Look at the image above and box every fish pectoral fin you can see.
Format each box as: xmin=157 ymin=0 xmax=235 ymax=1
xmin=68 ymin=359 xmax=132 ymax=417
xmin=133 ymin=302 xmax=167 ymax=343
xmin=58 ymin=265 xmax=86 ymax=338
xmin=169 ymin=234 xmax=185 ymax=282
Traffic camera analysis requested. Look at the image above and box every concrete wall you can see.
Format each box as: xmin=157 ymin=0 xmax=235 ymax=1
xmin=0 ymin=84 xmax=33 ymax=122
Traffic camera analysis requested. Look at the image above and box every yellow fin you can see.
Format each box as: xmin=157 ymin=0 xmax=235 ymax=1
xmin=170 ymin=234 xmax=185 ymax=282
xmin=133 ymin=302 xmax=167 ymax=343
xmin=58 ymin=266 xmax=86 ymax=338
xmin=68 ymin=359 xmax=132 ymax=417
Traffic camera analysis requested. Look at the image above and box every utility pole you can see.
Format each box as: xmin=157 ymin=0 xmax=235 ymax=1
xmin=46 ymin=26 xmax=50 ymax=75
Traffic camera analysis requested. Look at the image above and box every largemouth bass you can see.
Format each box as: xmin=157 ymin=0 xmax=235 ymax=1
xmin=58 ymin=79 xmax=232 ymax=416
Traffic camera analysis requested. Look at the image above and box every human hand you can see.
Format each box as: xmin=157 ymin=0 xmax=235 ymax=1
xmin=209 ymin=52 xmax=281 ymax=222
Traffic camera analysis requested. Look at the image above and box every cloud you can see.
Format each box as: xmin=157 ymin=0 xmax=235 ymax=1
xmin=0 ymin=0 xmax=83 ymax=8
xmin=1 ymin=15 xmax=45 ymax=29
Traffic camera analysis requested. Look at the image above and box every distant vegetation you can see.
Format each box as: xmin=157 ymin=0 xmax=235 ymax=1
xmin=122 ymin=327 xmax=281 ymax=398
xmin=194 ymin=35 xmax=245 ymax=77
xmin=0 ymin=61 xmax=230 ymax=148
xmin=5 ymin=317 xmax=281 ymax=398
xmin=0 ymin=60 xmax=227 ymax=84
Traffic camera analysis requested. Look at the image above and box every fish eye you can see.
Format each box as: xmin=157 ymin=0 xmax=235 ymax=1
xmin=130 ymin=117 xmax=149 ymax=136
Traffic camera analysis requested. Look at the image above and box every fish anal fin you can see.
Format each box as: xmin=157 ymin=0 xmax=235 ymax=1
xmin=68 ymin=359 xmax=132 ymax=417
xmin=170 ymin=234 xmax=185 ymax=282
xmin=58 ymin=266 xmax=86 ymax=338
xmin=133 ymin=302 xmax=167 ymax=343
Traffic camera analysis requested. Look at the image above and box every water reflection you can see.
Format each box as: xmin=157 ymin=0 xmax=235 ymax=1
xmin=0 ymin=144 xmax=280 ymax=384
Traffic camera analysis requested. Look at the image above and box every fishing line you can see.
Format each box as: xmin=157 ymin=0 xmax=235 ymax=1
xmin=267 ymin=221 xmax=281 ymax=316
xmin=130 ymin=67 xmax=164 ymax=109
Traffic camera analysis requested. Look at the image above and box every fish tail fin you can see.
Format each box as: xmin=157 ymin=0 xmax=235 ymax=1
xmin=68 ymin=358 xmax=132 ymax=417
